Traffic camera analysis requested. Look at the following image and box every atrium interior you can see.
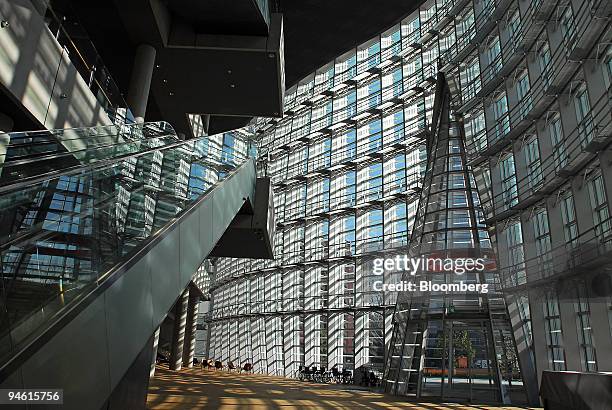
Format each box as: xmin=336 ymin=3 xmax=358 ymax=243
xmin=0 ymin=0 xmax=611 ymax=409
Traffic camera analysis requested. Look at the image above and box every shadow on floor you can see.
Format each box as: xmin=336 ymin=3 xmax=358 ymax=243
xmin=146 ymin=365 xmax=541 ymax=410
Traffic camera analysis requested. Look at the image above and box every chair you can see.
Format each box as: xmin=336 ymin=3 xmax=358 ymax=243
xmin=215 ymin=361 xmax=223 ymax=371
xmin=311 ymin=366 xmax=319 ymax=382
xmin=320 ymin=367 xmax=330 ymax=383
xmin=331 ymin=367 xmax=340 ymax=383
xmin=228 ymin=361 xmax=236 ymax=371
xmin=342 ymin=369 xmax=353 ymax=384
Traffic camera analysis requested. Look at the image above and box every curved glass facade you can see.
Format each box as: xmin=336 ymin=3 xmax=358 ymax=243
xmin=206 ymin=0 xmax=612 ymax=402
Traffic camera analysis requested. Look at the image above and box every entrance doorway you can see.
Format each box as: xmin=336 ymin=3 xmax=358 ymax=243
xmin=419 ymin=319 xmax=513 ymax=403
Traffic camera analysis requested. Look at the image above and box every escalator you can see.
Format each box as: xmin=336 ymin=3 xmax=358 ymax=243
xmin=0 ymin=122 xmax=274 ymax=409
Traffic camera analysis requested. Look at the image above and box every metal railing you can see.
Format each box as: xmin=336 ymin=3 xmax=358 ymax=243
xmin=498 ymin=214 xmax=612 ymax=291
xmin=478 ymin=86 xmax=611 ymax=220
xmin=39 ymin=2 xmax=134 ymax=123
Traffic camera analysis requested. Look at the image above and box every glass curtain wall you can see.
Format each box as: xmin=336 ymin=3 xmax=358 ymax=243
xmin=207 ymin=0 xmax=612 ymax=404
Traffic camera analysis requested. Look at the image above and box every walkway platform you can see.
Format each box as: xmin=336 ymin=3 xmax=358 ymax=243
xmin=147 ymin=366 xmax=541 ymax=409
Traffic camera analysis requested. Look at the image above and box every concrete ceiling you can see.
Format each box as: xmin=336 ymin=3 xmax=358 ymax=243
xmin=279 ymin=0 xmax=423 ymax=89
xmin=165 ymin=0 xmax=269 ymax=35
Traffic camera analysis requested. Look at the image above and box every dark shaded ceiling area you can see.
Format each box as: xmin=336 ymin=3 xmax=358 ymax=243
xmin=277 ymin=0 xmax=423 ymax=88
xmin=165 ymin=0 xmax=269 ymax=35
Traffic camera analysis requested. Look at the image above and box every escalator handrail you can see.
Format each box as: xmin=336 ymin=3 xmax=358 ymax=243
xmin=0 ymin=134 xmax=246 ymax=195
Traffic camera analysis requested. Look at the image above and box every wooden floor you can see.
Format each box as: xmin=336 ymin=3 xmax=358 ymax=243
xmin=147 ymin=366 xmax=540 ymax=410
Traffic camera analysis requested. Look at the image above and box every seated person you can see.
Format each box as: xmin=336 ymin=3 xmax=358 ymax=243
xmin=369 ymin=371 xmax=377 ymax=387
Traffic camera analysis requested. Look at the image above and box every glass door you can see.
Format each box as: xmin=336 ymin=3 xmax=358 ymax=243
xmin=420 ymin=319 xmax=500 ymax=403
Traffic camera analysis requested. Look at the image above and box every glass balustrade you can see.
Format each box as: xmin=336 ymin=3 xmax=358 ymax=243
xmin=0 ymin=121 xmax=248 ymax=365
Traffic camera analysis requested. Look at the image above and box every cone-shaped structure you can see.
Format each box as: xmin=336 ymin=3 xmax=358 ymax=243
xmin=382 ymin=73 xmax=528 ymax=404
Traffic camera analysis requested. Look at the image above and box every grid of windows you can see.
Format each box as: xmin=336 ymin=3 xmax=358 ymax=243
xmin=499 ymin=153 xmax=518 ymax=210
xmin=206 ymin=0 xmax=612 ymax=392
xmin=492 ymin=92 xmax=510 ymax=141
xmin=588 ymin=173 xmax=611 ymax=241
xmin=548 ymin=115 xmax=567 ymax=171
xmin=560 ymin=191 xmax=578 ymax=247
xmin=504 ymin=220 xmax=526 ymax=286
xmin=544 ymin=292 xmax=566 ymax=371
xmin=575 ymin=86 xmax=594 ymax=148
xmin=524 ymin=135 xmax=542 ymax=192
xmin=533 ymin=208 xmax=552 ymax=276
xmin=574 ymin=282 xmax=597 ymax=372
xmin=538 ymin=41 xmax=552 ymax=89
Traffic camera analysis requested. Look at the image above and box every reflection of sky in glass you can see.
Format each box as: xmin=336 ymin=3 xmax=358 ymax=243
xmin=1 ymin=122 xmax=250 ymax=355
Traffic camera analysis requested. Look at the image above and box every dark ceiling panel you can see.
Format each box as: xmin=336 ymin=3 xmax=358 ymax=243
xmin=277 ymin=0 xmax=423 ymax=88
xmin=208 ymin=116 xmax=252 ymax=136
xmin=166 ymin=0 xmax=269 ymax=35
xmin=150 ymin=45 xmax=283 ymax=135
